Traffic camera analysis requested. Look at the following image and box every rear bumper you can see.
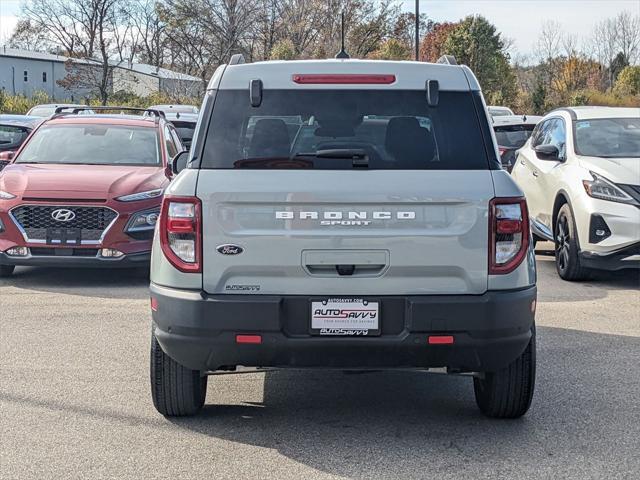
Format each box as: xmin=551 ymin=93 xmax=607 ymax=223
xmin=151 ymin=284 xmax=537 ymax=373
xmin=0 ymin=250 xmax=150 ymax=268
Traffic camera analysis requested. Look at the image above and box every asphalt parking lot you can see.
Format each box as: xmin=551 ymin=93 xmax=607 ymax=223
xmin=1 ymin=245 xmax=639 ymax=480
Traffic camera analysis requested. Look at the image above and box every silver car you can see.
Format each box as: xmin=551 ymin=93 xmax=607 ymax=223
xmin=149 ymin=56 xmax=537 ymax=418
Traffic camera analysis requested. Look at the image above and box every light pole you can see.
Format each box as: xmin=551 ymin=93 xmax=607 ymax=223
xmin=415 ymin=0 xmax=420 ymax=60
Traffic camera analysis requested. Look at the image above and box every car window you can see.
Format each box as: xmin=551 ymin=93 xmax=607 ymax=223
xmin=201 ymin=90 xmax=490 ymax=170
xmin=169 ymin=126 xmax=184 ymax=152
xmin=15 ymin=124 xmax=160 ymax=166
xmin=532 ymin=119 xmax=554 ymax=148
xmin=164 ymin=125 xmax=178 ymax=158
xmin=494 ymin=125 xmax=536 ymax=149
xmin=547 ymin=118 xmax=567 ymax=159
xmin=0 ymin=125 xmax=30 ymax=150
xmin=575 ymin=118 xmax=640 ymax=158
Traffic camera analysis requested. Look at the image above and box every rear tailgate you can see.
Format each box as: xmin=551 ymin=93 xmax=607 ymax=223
xmin=197 ymin=170 xmax=493 ymax=295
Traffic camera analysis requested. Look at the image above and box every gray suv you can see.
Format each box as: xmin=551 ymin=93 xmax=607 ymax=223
xmin=149 ymin=56 xmax=537 ymax=418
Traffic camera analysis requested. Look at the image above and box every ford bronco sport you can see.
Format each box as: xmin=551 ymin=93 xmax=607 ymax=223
xmin=149 ymin=56 xmax=537 ymax=418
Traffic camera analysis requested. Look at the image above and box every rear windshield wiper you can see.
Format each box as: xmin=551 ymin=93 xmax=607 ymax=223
xmin=294 ymin=149 xmax=369 ymax=168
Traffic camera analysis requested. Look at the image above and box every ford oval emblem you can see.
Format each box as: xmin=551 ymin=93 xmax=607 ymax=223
xmin=216 ymin=244 xmax=243 ymax=255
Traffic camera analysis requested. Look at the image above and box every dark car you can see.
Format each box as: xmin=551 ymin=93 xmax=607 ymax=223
xmin=0 ymin=115 xmax=43 ymax=170
xmin=492 ymin=115 xmax=542 ymax=172
xmin=164 ymin=112 xmax=199 ymax=150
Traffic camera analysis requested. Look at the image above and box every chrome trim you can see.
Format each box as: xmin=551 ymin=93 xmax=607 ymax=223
xmin=8 ymin=204 xmax=119 ymax=245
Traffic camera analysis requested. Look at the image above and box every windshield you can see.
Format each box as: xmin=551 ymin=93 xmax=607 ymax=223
xmin=494 ymin=124 xmax=536 ymax=148
xmin=575 ymin=118 xmax=640 ymax=158
xmin=0 ymin=125 xmax=30 ymax=150
xmin=16 ymin=124 xmax=160 ymax=166
xmin=201 ymin=90 xmax=489 ymax=170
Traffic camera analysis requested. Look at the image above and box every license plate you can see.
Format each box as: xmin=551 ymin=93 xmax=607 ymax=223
xmin=46 ymin=228 xmax=82 ymax=245
xmin=311 ymin=298 xmax=380 ymax=336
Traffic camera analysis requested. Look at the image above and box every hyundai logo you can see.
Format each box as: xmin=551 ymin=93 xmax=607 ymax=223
xmin=51 ymin=209 xmax=76 ymax=222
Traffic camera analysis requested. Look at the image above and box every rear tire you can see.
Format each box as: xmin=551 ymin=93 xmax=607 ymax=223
xmin=473 ymin=328 xmax=536 ymax=418
xmin=554 ymin=204 xmax=590 ymax=281
xmin=150 ymin=327 xmax=207 ymax=416
xmin=0 ymin=265 xmax=15 ymax=277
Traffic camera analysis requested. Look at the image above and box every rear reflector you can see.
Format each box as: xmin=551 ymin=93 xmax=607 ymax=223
xmin=292 ymin=74 xmax=396 ymax=84
xmin=236 ymin=334 xmax=262 ymax=344
xmin=150 ymin=297 xmax=158 ymax=312
xmin=428 ymin=335 xmax=454 ymax=345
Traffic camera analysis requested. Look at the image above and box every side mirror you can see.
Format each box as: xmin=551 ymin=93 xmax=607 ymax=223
xmin=170 ymin=150 xmax=189 ymax=176
xmin=534 ymin=144 xmax=560 ymax=161
xmin=0 ymin=151 xmax=15 ymax=161
xmin=0 ymin=151 xmax=14 ymax=170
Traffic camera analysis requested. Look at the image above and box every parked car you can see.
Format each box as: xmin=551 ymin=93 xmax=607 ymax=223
xmin=0 ymin=107 xmax=185 ymax=277
xmin=492 ymin=115 xmax=542 ymax=172
xmin=149 ymin=55 xmax=537 ymax=418
xmin=164 ymin=112 xmax=199 ymax=150
xmin=511 ymin=106 xmax=640 ymax=280
xmin=0 ymin=115 xmax=43 ymax=170
xmin=148 ymin=104 xmax=199 ymax=114
xmin=26 ymin=104 xmax=94 ymax=117
xmin=488 ymin=106 xmax=515 ymax=117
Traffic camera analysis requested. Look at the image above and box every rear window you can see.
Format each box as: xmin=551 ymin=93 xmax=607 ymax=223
xmin=15 ymin=124 xmax=160 ymax=166
xmin=201 ymin=90 xmax=489 ymax=170
xmin=494 ymin=124 xmax=536 ymax=149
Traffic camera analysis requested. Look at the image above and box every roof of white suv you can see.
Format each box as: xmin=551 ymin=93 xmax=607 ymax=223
xmin=209 ymin=59 xmax=479 ymax=92
xmin=564 ymin=106 xmax=640 ymax=120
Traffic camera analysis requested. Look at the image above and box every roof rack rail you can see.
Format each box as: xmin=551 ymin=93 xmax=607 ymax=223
xmin=229 ymin=53 xmax=245 ymax=65
xmin=437 ymin=55 xmax=457 ymax=65
xmin=53 ymin=106 xmax=166 ymax=122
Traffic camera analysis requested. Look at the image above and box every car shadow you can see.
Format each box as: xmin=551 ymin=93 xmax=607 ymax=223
xmin=165 ymin=327 xmax=640 ymax=479
xmin=1 ymin=266 xmax=150 ymax=299
xmin=535 ymin=254 xmax=639 ymax=303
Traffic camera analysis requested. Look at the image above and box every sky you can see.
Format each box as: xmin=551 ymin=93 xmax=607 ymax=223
xmin=1 ymin=0 xmax=639 ymax=58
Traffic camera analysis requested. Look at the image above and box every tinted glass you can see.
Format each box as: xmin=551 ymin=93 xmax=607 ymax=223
xmin=201 ymin=90 xmax=489 ymax=170
xmin=494 ymin=124 xmax=536 ymax=148
xmin=171 ymin=121 xmax=196 ymax=147
xmin=0 ymin=125 xmax=30 ymax=150
xmin=16 ymin=124 xmax=160 ymax=166
xmin=575 ymin=118 xmax=640 ymax=158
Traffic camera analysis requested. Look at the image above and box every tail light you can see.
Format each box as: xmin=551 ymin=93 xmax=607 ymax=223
xmin=159 ymin=195 xmax=201 ymax=273
xmin=498 ymin=146 xmax=507 ymax=157
xmin=489 ymin=197 xmax=529 ymax=274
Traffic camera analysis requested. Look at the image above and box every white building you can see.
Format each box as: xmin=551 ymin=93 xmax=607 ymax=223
xmin=0 ymin=47 xmax=204 ymax=101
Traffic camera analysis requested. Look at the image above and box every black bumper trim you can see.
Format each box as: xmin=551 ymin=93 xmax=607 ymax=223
xmin=580 ymin=242 xmax=640 ymax=271
xmin=0 ymin=251 xmax=150 ymax=268
xmin=151 ymin=284 xmax=537 ymax=373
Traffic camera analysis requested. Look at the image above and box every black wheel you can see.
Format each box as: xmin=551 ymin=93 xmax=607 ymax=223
xmin=554 ymin=204 xmax=590 ymax=281
xmin=473 ymin=328 xmax=536 ymax=418
xmin=150 ymin=327 xmax=207 ymax=416
xmin=0 ymin=265 xmax=15 ymax=277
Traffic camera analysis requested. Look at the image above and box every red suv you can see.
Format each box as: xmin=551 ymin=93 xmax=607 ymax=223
xmin=0 ymin=107 xmax=185 ymax=277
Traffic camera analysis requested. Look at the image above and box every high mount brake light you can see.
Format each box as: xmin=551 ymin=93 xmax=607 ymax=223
xmin=159 ymin=196 xmax=201 ymax=273
xmin=489 ymin=197 xmax=530 ymax=275
xmin=292 ymin=74 xmax=396 ymax=85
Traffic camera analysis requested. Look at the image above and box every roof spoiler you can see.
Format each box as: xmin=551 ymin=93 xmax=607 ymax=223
xmin=53 ymin=106 xmax=166 ymax=122
xmin=437 ymin=55 xmax=458 ymax=65
xmin=229 ymin=53 xmax=245 ymax=65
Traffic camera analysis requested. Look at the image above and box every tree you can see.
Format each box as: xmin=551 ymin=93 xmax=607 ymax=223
xmin=441 ymin=16 xmax=517 ymax=104
xmin=8 ymin=19 xmax=52 ymax=51
xmin=419 ymin=22 xmax=457 ymax=62
xmin=369 ymin=38 xmax=410 ymax=60
xmin=614 ymin=66 xmax=640 ymax=96
xmin=270 ymin=39 xmax=296 ymax=60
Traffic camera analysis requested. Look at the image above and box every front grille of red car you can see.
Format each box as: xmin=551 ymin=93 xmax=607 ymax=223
xmin=10 ymin=206 xmax=118 ymax=244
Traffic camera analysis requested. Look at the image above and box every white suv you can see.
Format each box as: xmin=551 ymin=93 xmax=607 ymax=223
xmin=512 ymin=106 xmax=640 ymax=280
